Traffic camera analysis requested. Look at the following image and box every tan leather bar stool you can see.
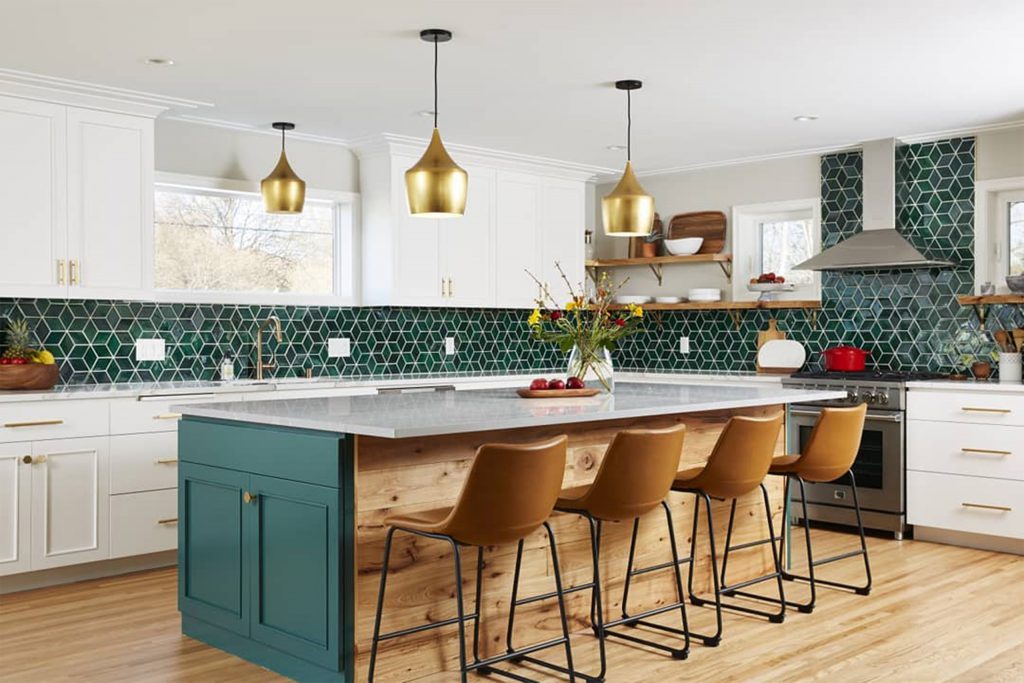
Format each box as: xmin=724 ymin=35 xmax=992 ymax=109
xmin=368 ymin=435 xmax=577 ymax=683
xmin=721 ymin=403 xmax=871 ymax=614
xmin=634 ymin=413 xmax=786 ymax=648
xmin=505 ymin=425 xmax=689 ymax=683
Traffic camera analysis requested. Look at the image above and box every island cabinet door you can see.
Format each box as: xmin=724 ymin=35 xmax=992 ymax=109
xmin=248 ymin=474 xmax=342 ymax=672
xmin=178 ymin=462 xmax=250 ymax=636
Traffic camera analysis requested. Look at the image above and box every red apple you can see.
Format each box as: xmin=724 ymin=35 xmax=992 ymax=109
xmin=529 ymin=378 xmax=549 ymax=391
xmin=566 ymin=377 xmax=585 ymax=389
xmin=548 ymin=379 xmax=566 ymax=390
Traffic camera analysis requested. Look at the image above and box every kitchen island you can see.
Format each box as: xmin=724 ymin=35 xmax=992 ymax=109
xmin=176 ymin=382 xmax=842 ymax=682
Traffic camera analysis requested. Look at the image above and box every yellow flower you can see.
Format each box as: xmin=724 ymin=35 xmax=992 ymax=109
xmin=565 ymin=300 xmax=577 ymax=312
xmin=628 ymin=303 xmax=644 ymax=318
xmin=528 ymin=308 xmax=541 ymax=326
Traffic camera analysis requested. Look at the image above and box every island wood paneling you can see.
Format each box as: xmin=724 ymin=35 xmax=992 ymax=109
xmin=354 ymin=406 xmax=787 ymax=682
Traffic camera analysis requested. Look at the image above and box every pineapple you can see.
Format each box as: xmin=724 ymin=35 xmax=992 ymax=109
xmin=2 ymin=319 xmax=34 ymax=362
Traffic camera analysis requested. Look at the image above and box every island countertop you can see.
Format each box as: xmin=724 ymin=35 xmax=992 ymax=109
xmin=176 ymin=381 xmax=844 ymax=438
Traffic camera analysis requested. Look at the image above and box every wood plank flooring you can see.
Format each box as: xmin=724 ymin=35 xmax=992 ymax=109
xmin=2 ymin=530 xmax=1023 ymax=682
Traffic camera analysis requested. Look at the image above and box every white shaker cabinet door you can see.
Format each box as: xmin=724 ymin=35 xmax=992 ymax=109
xmin=0 ymin=95 xmax=67 ymax=298
xmin=29 ymin=436 xmax=110 ymax=570
xmin=444 ymin=166 xmax=495 ymax=307
xmin=0 ymin=445 xmax=32 ymax=576
xmin=495 ymin=172 xmax=542 ymax=308
xmin=66 ymin=108 xmax=153 ymax=298
xmin=540 ymin=179 xmax=586 ymax=303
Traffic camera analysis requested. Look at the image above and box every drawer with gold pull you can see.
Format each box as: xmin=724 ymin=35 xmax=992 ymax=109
xmin=109 ymin=392 xmax=235 ymax=435
xmin=109 ymin=488 xmax=179 ymax=558
xmin=0 ymin=399 xmax=110 ymax=443
xmin=907 ymin=421 xmax=1024 ymax=481
xmin=110 ymin=432 xmax=180 ymax=494
xmin=908 ymin=470 xmax=1024 ymax=540
xmin=907 ymin=388 xmax=1024 ymax=427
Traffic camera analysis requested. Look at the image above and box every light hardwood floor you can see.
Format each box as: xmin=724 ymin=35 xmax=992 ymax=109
xmin=1 ymin=530 xmax=1023 ymax=682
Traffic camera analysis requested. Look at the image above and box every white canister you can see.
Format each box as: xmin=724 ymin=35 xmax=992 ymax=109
xmin=998 ymin=352 xmax=1022 ymax=384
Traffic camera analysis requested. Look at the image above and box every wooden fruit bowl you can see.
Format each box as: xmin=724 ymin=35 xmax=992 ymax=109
xmin=0 ymin=364 xmax=59 ymax=390
xmin=516 ymin=388 xmax=601 ymax=399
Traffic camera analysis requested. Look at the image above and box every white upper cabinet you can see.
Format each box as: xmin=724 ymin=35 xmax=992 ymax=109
xmin=0 ymin=94 xmax=154 ymax=300
xmin=357 ymin=137 xmax=589 ymax=309
xmin=67 ymin=109 xmax=154 ymax=297
xmin=0 ymin=96 xmax=67 ymax=298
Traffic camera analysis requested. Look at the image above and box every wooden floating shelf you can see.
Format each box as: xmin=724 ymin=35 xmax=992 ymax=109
xmin=957 ymin=294 xmax=1024 ymax=328
xmin=586 ymin=253 xmax=732 ymax=284
xmin=610 ymin=300 xmax=822 ymax=330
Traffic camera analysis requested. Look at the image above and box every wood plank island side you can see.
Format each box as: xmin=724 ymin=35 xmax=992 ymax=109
xmin=353 ymin=405 xmax=787 ymax=683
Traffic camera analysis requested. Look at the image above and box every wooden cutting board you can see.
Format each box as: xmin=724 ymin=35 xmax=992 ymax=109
xmin=756 ymin=319 xmax=786 ymax=373
xmin=667 ymin=211 xmax=727 ymax=254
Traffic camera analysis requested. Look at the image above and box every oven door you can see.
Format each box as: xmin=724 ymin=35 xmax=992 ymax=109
xmin=788 ymin=405 xmax=904 ymax=518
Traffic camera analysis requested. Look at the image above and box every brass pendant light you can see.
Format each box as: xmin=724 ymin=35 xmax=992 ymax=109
xmin=261 ymin=122 xmax=306 ymax=214
xmin=602 ymin=80 xmax=655 ymax=237
xmin=405 ymin=28 xmax=468 ymax=217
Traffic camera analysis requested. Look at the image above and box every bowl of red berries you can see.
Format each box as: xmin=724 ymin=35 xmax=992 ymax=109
xmin=517 ymin=377 xmax=600 ymax=398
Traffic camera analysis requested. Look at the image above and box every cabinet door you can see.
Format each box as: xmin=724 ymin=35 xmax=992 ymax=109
xmin=178 ymin=462 xmax=250 ymax=636
xmin=0 ymin=96 xmax=67 ymax=298
xmin=249 ymin=475 xmax=342 ymax=671
xmin=541 ymin=180 xmax=586 ymax=303
xmin=29 ymin=436 xmax=110 ymax=569
xmin=392 ymin=155 xmax=445 ymax=305
xmin=67 ymin=108 xmax=154 ymax=298
xmin=495 ymin=172 xmax=542 ymax=308
xmin=443 ymin=166 xmax=495 ymax=307
xmin=0 ymin=445 xmax=32 ymax=576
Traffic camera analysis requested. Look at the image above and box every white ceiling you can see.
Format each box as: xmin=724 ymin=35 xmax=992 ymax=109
xmin=3 ymin=0 xmax=1022 ymax=173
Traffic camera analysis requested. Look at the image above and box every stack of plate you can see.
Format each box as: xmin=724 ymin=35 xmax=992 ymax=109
xmin=687 ymin=288 xmax=721 ymax=302
xmin=613 ymin=295 xmax=652 ymax=305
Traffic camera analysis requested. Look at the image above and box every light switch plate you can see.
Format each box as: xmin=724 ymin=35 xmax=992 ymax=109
xmin=135 ymin=338 xmax=166 ymax=362
xmin=328 ymin=338 xmax=351 ymax=358
xmin=679 ymin=336 xmax=690 ymax=354
xmin=445 ymin=336 xmax=456 ymax=356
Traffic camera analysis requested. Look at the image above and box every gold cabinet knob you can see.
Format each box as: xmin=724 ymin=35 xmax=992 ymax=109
xmin=243 ymin=491 xmax=257 ymax=504
xmin=22 ymin=455 xmax=32 ymax=464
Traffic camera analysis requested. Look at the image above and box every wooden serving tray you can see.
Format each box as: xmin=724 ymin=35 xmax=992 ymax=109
xmin=516 ymin=388 xmax=601 ymax=399
xmin=0 ymin=364 xmax=59 ymax=390
xmin=667 ymin=211 xmax=727 ymax=253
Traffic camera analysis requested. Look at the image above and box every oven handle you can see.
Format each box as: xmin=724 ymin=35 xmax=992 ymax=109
xmin=789 ymin=408 xmax=903 ymax=423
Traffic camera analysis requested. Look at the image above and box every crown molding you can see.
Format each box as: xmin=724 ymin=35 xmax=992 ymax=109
xmin=897 ymin=118 xmax=1024 ymax=144
xmin=167 ymin=114 xmax=352 ymax=147
xmin=0 ymin=68 xmax=211 ymax=118
xmin=350 ymin=132 xmax=613 ymax=182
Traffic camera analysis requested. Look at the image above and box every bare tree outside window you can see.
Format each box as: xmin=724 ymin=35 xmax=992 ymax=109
xmin=154 ymin=188 xmax=334 ymax=294
xmin=1010 ymin=200 xmax=1023 ymax=276
xmin=760 ymin=219 xmax=813 ymax=284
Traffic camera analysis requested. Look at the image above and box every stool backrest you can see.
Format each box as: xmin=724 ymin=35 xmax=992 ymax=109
xmin=444 ymin=435 xmax=568 ymax=546
xmin=576 ymin=425 xmax=686 ymax=521
xmin=798 ymin=403 xmax=867 ymax=482
xmin=698 ymin=413 xmax=784 ymax=499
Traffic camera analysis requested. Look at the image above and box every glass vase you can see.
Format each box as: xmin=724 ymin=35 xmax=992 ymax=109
xmin=568 ymin=344 xmax=614 ymax=392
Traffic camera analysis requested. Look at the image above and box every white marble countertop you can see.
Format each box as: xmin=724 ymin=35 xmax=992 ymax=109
xmin=0 ymin=370 xmax=782 ymax=403
xmin=177 ymin=382 xmax=843 ymax=439
xmin=907 ymin=379 xmax=1024 ymax=394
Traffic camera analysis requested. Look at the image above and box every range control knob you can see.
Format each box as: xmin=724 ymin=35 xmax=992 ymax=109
xmin=860 ymin=390 xmax=877 ymax=405
xmin=846 ymin=389 xmax=859 ymax=403
xmin=874 ymin=390 xmax=889 ymax=406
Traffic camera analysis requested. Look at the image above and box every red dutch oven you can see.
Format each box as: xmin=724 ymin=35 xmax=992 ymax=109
xmin=822 ymin=345 xmax=870 ymax=372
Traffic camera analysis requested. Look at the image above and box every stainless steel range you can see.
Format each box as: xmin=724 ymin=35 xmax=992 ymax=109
xmin=781 ymin=370 xmax=946 ymax=539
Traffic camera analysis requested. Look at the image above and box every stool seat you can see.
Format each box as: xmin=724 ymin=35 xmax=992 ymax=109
xmin=672 ymin=465 xmax=705 ymax=486
xmin=767 ymin=454 xmax=802 ymax=473
xmin=384 ymin=507 xmax=452 ymax=534
xmin=554 ymin=485 xmax=589 ymax=510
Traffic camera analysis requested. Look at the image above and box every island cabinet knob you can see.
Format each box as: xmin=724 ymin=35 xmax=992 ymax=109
xmin=243 ymin=491 xmax=258 ymax=505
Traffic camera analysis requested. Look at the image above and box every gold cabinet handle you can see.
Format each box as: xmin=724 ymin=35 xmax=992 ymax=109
xmin=961 ymin=407 xmax=1011 ymax=414
xmin=21 ymin=455 xmax=32 ymax=464
xmin=441 ymin=278 xmax=446 ymax=297
xmin=961 ymin=502 xmax=1013 ymax=512
xmin=156 ymin=458 xmax=178 ymax=465
xmin=243 ymin=491 xmax=258 ymax=504
xmin=69 ymin=259 xmax=79 ymax=285
xmin=157 ymin=518 xmax=178 ymax=525
xmin=23 ymin=455 xmax=47 ymax=465
xmin=57 ymin=259 xmax=66 ymax=286
xmin=4 ymin=419 xmax=64 ymax=429
xmin=961 ymin=447 xmax=1011 ymax=456
xmin=153 ymin=413 xmax=182 ymax=420
xmin=448 ymin=277 xmax=454 ymax=297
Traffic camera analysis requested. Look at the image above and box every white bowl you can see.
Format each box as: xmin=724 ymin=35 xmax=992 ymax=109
xmin=654 ymin=296 xmax=683 ymax=304
xmin=663 ymin=237 xmax=704 ymax=256
xmin=687 ymin=288 xmax=721 ymax=302
xmin=613 ymin=295 xmax=652 ymax=305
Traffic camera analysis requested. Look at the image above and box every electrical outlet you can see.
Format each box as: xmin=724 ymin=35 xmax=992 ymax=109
xmin=445 ymin=336 xmax=456 ymax=356
xmin=679 ymin=336 xmax=690 ymax=354
xmin=135 ymin=338 xmax=166 ymax=362
xmin=328 ymin=338 xmax=351 ymax=358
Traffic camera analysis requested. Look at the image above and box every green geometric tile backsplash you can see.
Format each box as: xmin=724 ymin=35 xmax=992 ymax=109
xmin=1 ymin=136 xmax=1021 ymax=385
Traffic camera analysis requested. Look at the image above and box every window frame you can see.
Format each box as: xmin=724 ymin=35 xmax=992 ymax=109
xmin=151 ymin=172 xmax=360 ymax=306
xmin=975 ymin=176 xmax=1024 ymax=294
xmin=731 ymin=198 xmax=822 ymax=302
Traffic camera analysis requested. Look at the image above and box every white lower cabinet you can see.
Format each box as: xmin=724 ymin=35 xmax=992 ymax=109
xmin=110 ymin=432 xmax=178 ymax=494
xmin=907 ymin=471 xmax=1023 ymax=540
xmin=0 ymin=445 xmax=32 ymax=576
xmin=29 ymin=436 xmax=110 ymax=570
xmin=109 ymin=488 xmax=178 ymax=558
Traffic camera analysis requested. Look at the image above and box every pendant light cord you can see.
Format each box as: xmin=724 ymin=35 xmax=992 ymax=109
xmin=626 ymin=88 xmax=632 ymax=162
xmin=280 ymin=127 xmax=285 ymax=152
xmin=433 ymin=38 xmax=439 ymax=129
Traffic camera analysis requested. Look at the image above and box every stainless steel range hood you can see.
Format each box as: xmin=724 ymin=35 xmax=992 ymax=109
xmin=795 ymin=138 xmax=955 ymax=271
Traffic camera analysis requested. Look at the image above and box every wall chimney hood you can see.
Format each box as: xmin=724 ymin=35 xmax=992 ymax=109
xmin=794 ymin=138 xmax=955 ymax=271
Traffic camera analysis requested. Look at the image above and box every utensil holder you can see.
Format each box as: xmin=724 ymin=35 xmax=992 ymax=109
xmin=998 ymin=352 xmax=1022 ymax=384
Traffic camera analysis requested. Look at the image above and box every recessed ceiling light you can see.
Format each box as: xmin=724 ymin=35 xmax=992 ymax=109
xmin=793 ymin=114 xmax=818 ymax=122
xmin=606 ymin=144 xmax=627 ymax=151
xmin=144 ymin=57 xmax=175 ymax=66
xmin=417 ymin=109 xmax=436 ymax=118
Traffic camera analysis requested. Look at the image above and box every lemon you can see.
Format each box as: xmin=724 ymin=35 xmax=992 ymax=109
xmin=36 ymin=349 xmax=56 ymax=365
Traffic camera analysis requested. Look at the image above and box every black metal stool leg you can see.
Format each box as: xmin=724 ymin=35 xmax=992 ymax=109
xmin=544 ymin=521 xmax=578 ymax=683
xmin=472 ymin=546 xmax=487 ymax=672
xmin=718 ymin=497 xmax=739 ymax=589
xmin=620 ymin=517 xmax=641 ymax=621
xmin=450 ymin=540 xmax=470 ymax=683
xmin=780 ymin=475 xmax=818 ymax=613
xmin=588 ymin=517 xmax=608 ymax=681
xmin=368 ymin=526 xmax=397 ymax=683
xmin=849 ymin=471 xmax=873 ymax=595
xmin=504 ymin=539 xmax=526 ymax=659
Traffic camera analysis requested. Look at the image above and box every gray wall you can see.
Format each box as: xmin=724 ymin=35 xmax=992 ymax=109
xmin=976 ymin=126 xmax=1024 ymax=181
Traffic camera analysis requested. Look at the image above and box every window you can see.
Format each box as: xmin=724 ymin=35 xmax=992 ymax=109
xmin=153 ymin=174 xmax=357 ymax=304
xmin=732 ymin=199 xmax=821 ymax=301
xmin=975 ymin=178 xmax=1024 ymax=293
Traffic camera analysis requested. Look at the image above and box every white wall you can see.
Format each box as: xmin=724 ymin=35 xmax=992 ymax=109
xmin=593 ymin=154 xmax=821 ymax=296
xmin=977 ymin=127 xmax=1024 ymax=181
xmin=154 ymin=118 xmax=359 ymax=192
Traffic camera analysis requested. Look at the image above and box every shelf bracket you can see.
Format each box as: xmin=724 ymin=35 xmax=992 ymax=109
xmin=647 ymin=263 xmax=664 ymax=286
xmin=727 ymin=309 xmax=744 ymax=330
xmin=717 ymin=261 xmax=733 ymax=280
xmin=803 ymin=307 xmax=819 ymax=329
xmin=969 ymin=303 xmax=988 ymax=330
